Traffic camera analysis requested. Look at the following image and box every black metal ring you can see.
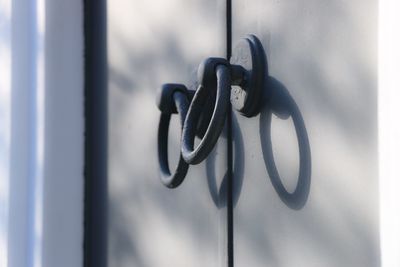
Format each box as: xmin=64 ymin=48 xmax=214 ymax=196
xmin=181 ymin=64 xmax=230 ymax=165
xmin=158 ymin=91 xmax=190 ymax=188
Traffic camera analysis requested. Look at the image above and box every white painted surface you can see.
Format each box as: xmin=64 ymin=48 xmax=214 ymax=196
xmin=41 ymin=1 xmax=84 ymax=267
xmin=2 ymin=0 xmax=84 ymax=266
xmin=379 ymin=0 xmax=400 ymax=266
xmin=8 ymin=1 xmax=39 ymax=266
xmin=106 ymin=0 xmax=400 ymax=266
xmin=232 ymin=0 xmax=380 ymax=266
xmin=107 ymin=0 xmax=228 ymax=266
xmin=0 ymin=0 xmax=11 ymax=266
xmin=1 ymin=0 xmax=399 ymax=266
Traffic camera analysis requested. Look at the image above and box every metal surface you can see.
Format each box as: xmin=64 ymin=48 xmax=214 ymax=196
xmin=110 ymin=0 xmax=378 ymax=266
xmin=230 ymin=35 xmax=267 ymax=117
xmin=182 ymin=61 xmax=231 ymax=165
xmin=107 ymin=0 xmax=228 ymax=266
xmin=156 ymin=83 xmax=189 ymax=114
xmin=157 ymin=85 xmax=190 ymax=188
xmin=232 ymin=0 xmax=379 ymax=266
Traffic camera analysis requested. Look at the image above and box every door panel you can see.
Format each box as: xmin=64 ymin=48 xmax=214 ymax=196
xmin=232 ymin=0 xmax=379 ymax=266
xmin=107 ymin=0 xmax=228 ymax=266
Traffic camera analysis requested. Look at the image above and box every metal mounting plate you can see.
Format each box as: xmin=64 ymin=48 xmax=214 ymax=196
xmin=230 ymin=35 xmax=268 ymax=117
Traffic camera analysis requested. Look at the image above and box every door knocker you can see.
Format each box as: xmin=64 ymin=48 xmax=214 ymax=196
xmin=155 ymin=35 xmax=311 ymax=209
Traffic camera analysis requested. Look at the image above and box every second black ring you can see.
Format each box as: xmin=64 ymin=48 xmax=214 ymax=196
xmin=158 ymin=90 xmax=190 ymax=188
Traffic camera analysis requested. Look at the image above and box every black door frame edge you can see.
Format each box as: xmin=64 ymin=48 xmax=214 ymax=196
xmin=83 ymin=0 xmax=108 ymax=266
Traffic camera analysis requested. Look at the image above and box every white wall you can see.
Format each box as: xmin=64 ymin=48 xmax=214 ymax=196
xmin=379 ymin=0 xmax=400 ymax=266
xmin=8 ymin=0 xmax=39 ymax=266
xmin=0 ymin=0 xmax=11 ymax=266
xmin=1 ymin=0 xmax=84 ymax=267
xmin=41 ymin=0 xmax=84 ymax=266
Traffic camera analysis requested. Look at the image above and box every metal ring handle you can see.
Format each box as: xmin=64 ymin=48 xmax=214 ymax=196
xmin=158 ymin=90 xmax=190 ymax=188
xmin=181 ymin=64 xmax=231 ymax=165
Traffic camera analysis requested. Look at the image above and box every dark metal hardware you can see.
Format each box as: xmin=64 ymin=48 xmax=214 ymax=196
xmin=180 ymin=35 xmax=267 ymax=164
xmin=155 ymin=34 xmax=310 ymax=212
xmin=230 ymin=35 xmax=267 ymax=117
xmin=181 ymin=58 xmax=231 ymax=165
xmin=157 ymin=84 xmax=191 ymax=188
xmin=156 ymin=34 xmax=269 ymax=186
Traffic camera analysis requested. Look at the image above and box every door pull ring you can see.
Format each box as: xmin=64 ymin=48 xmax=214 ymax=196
xmin=156 ymin=84 xmax=191 ymax=188
xmin=156 ymin=34 xmax=268 ymax=185
xmin=181 ymin=58 xmax=231 ymax=165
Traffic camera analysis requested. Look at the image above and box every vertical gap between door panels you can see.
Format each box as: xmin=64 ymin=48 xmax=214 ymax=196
xmin=83 ymin=0 xmax=108 ymax=266
xmin=226 ymin=0 xmax=234 ymax=267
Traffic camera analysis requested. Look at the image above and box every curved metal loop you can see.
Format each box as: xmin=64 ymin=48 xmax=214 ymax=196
xmin=181 ymin=62 xmax=231 ymax=165
xmin=157 ymin=87 xmax=190 ymax=188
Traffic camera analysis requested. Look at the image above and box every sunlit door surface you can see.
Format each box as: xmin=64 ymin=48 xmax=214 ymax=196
xmin=107 ymin=0 xmax=229 ymax=266
xmin=232 ymin=0 xmax=379 ymax=266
